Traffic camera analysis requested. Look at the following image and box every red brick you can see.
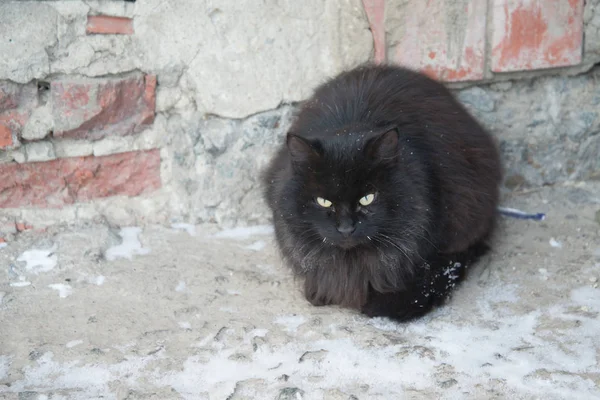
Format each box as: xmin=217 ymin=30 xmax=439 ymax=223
xmin=0 ymin=110 xmax=28 ymax=149
xmin=390 ymin=0 xmax=487 ymax=82
xmin=362 ymin=0 xmax=386 ymax=63
xmin=0 ymin=82 xmax=38 ymax=112
xmin=15 ymin=223 xmax=33 ymax=232
xmin=0 ymin=83 xmax=20 ymax=111
xmin=0 ymin=82 xmax=37 ymax=148
xmin=0 ymin=150 xmax=161 ymax=208
xmin=52 ymin=74 xmax=156 ymax=140
xmin=86 ymin=15 xmax=134 ymax=35
xmin=491 ymin=0 xmax=584 ymax=72
xmin=0 ymin=124 xmax=12 ymax=148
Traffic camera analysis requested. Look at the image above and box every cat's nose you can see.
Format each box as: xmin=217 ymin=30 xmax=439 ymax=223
xmin=337 ymin=223 xmax=355 ymax=237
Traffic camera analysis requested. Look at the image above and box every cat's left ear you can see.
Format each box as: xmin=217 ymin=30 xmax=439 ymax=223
xmin=365 ymin=127 xmax=399 ymax=161
xmin=287 ymin=133 xmax=321 ymax=164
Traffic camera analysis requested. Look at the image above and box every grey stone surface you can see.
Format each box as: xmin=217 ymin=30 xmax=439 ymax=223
xmin=21 ymin=104 xmax=52 ymax=141
xmin=92 ymin=136 xmax=131 ymax=157
xmin=53 ymin=139 xmax=94 ymax=158
xmin=166 ymin=105 xmax=296 ymax=226
xmin=133 ymin=0 xmax=372 ymax=118
xmin=456 ymin=66 xmax=600 ymax=187
xmin=584 ymin=0 xmax=600 ymax=65
xmin=24 ymin=142 xmax=55 ymax=163
xmin=0 ymin=2 xmax=58 ymax=83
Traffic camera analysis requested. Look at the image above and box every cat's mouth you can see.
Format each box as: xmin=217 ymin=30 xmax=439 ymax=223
xmin=334 ymin=238 xmax=361 ymax=250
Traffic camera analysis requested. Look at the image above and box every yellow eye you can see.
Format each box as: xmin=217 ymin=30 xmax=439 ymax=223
xmin=316 ymin=197 xmax=332 ymax=208
xmin=359 ymin=193 xmax=375 ymax=206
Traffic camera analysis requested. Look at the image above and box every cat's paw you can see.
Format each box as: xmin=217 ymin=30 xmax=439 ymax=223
xmin=361 ymin=291 xmax=433 ymax=322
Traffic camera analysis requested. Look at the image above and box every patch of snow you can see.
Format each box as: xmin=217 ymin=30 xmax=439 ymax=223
xmin=368 ymin=317 xmax=404 ymax=332
xmin=0 ymin=355 xmax=9 ymax=380
xmin=171 ymin=223 xmax=197 ymax=236
xmin=549 ymin=238 xmax=563 ymax=248
xmin=0 ymin=242 xmax=7 ymax=249
xmin=255 ymin=263 xmax=277 ymax=275
xmin=244 ymin=240 xmax=266 ymax=251
xmin=48 ymin=284 xmax=72 ymax=298
xmin=274 ymin=315 xmax=307 ymax=333
xmin=175 ymin=281 xmax=186 ymax=292
xmin=178 ymin=321 xmax=192 ymax=330
xmin=17 ymin=244 xmax=57 ymax=274
xmin=66 ymin=340 xmax=83 ymax=349
xmin=92 ymin=276 xmax=105 ymax=286
xmin=570 ymin=286 xmax=600 ymax=310
xmin=213 ymin=225 xmax=274 ymax=240
xmin=10 ymin=281 xmax=31 ymax=287
xmin=5 ymin=351 xmax=158 ymax=396
xmin=105 ymin=227 xmax=150 ymax=261
xmin=226 ymin=289 xmax=241 ymax=296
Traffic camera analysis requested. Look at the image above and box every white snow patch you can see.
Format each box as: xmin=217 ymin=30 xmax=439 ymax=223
xmin=0 ymin=242 xmax=7 ymax=249
xmin=178 ymin=321 xmax=192 ymax=330
xmin=4 ymin=351 xmax=158 ymax=396
xmin=274 ymin=315 xmax=307 ymax=333
xmin=90 ymin=276 xmax=105 ymax=286
xmin=368 ymin=317 xmax=404 ymax=332
xmin=0 ymin=355 xmax=9 ymax=380
xmin=570 ymin=286 xmax=600 ymax=310
xmin=244 ymin=240 xmax=266 ymax=251
xmin=171 ymin=223 xmax=197 ymax=236
xmin=48 ymin=284 xmax=72 ymax=298
xmin=66 ymin=340 xmax=83 ymax=349
xmin=175 ymin=281 xmax=186 ymax=292
xmin=213 ymin=225 xmax=273 ymax=240
xmin=10 ymin=281 xmax=31 ymax=287
xmin=105 ymin=227 xmax=150 ymax=261
xmin=226 ymin=289 xmax=241 ymax=296
xmin=5 ymin=285 xmax=600 ymax=400
xmin=17 ymin=245 xmax=57 ymax=274
xmin=549 ymin=238 xmax=563 ymax=248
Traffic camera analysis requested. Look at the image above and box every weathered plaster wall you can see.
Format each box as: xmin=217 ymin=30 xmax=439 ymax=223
xmin=0 ymin=0 xmax=599 ymax=239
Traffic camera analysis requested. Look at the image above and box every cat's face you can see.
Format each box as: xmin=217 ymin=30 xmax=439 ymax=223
xmin=286 ymin=127 xmax=407 ymax=249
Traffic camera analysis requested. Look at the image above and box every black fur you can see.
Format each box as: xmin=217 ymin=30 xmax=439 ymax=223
xmin=262 ymin=64 xmax=503 ymax=322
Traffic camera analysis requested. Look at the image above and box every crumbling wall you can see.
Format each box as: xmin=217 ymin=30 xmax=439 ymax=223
xmin=0 ymin=0 xmax=599 ymax=237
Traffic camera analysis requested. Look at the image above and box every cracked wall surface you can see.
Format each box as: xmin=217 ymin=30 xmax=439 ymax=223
xmin=0 ymin=0 xmax=599 ymax=236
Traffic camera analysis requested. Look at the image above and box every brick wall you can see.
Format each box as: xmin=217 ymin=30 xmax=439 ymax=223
xmin=0 ymin=0 xmax=599 ymax=239
xmin=363 ymin=0 xmax=587 ymax=82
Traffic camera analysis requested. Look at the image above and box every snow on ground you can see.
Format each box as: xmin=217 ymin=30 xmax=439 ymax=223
xmin=1 ymin=183 xmax=600 ymax=399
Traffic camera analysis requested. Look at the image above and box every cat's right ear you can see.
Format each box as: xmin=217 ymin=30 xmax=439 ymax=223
xmin=286 ymin=133 xmax=320 ymax=165
xmin=365 ymin=127 xmax=399 ymax=162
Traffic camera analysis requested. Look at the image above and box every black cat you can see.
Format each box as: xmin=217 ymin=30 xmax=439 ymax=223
xmin=262 ymin=64 xmax=503 ymax=322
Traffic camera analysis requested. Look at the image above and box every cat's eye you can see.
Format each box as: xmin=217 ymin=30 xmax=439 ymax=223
xmin=359 ymin=193 xmax=375 ymax=206
xmin=316 ymin=197 xmax=332 ymax=208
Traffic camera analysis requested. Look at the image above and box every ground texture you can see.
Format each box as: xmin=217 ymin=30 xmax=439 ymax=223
xmin=1 ymin=182 xmax=600 ymax=400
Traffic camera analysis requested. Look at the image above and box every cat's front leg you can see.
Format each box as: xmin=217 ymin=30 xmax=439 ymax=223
xmin=361 ymin=286 xmax=435 ymax=322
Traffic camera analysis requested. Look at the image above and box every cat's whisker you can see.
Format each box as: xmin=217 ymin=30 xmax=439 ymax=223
xmin=375 ymin=234 xmax=412 ymax=261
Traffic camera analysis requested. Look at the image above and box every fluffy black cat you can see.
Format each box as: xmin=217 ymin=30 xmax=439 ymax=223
xmin=262 ymin=64 xmax=503 ymax=322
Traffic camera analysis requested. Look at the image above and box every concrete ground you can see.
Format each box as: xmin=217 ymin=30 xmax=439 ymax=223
xmin=1 ymin=182 xmax=600 ymax=400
